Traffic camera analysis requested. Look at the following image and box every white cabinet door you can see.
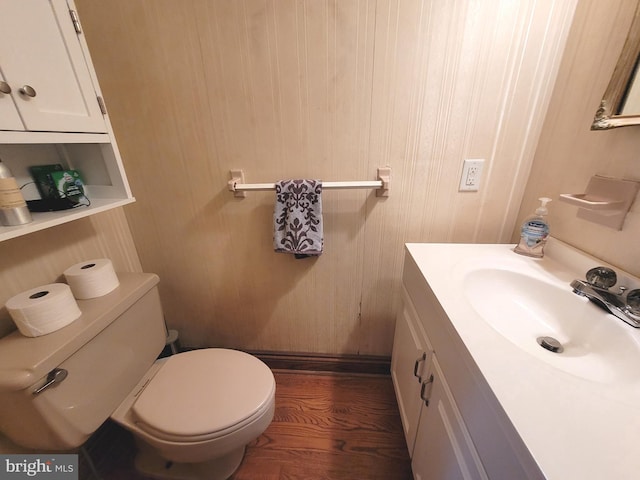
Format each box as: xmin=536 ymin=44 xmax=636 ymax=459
xmin=0 ymin=0 xmax=106 ymax=133
xmin=412 ymin=357 xmax=488 ymax=480
xmin=0 ymin=70 xmax=22 ymax=130
xmin=391 ymin=288 xmax=433 ymax=456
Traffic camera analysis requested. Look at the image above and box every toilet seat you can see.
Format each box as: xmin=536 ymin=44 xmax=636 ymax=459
xmin=131 ymin=349 xmax=275 ymax=443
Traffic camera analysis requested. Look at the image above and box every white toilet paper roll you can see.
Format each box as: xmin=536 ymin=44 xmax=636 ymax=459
xmin=63 ymin=259 xmax=120 ymax=299
xmin=6 ymin=283 xmax=82 ymax=337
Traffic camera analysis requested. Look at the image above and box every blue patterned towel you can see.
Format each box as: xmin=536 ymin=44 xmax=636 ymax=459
xmin=274 ymin=179 xmax=323 ymax=258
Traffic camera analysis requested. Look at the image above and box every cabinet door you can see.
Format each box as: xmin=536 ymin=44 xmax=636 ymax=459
xmin=0 ymin=0 xmax=106 ymax=133
xmin=391 ymin=288 xmax=433 ymax=455
xmin=412 ymin=357 xmax=488 ymax=480
xmin=0 ymin=69 xmax=22 ymax=130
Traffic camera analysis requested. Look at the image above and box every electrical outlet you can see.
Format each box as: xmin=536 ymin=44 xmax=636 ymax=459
xmin=459 ymin=159 xmax=484 ymax=191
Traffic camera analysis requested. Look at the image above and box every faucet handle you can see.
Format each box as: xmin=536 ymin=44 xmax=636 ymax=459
xmin=586 ymin=266 xmax=617 ymax=289
xmin=626 ymin=289 xmax=640 ymax=316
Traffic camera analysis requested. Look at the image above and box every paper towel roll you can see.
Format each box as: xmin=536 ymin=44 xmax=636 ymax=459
xmin=6 ymin=283 xmax=82 ymax=337
xmin=63 ymin=259 xmax=120 ymax=299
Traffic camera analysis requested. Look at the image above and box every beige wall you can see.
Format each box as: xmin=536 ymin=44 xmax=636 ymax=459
xmin=517 ymin=0 xmax=640 ymax=277
xmin=0 ymin=209 xmax=141 ymax=335
xmin=70 ymin=0 xmax=575 ymax=355
xmin=0 ymin=0 xmax=587 ymax=357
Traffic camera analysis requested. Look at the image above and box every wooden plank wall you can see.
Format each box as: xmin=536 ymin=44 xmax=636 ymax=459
xmin=516 ymin=0 xmax=640 ymax=276
xmin=0 ymin=209 xmax=142 ymax=336
xmin=68 ymin=0 xmax=576 ymax=355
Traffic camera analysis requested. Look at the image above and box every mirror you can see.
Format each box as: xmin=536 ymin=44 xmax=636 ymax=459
xmin=592 ymin=2 xmax=640 ymax=130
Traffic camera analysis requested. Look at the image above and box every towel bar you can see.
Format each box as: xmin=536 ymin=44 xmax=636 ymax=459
xmin=228 ymin=167 xmax=391 ymax=198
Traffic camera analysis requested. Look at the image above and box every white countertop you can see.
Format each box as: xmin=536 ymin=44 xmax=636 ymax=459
xmin=405 ymin=238 xmax=640 ymax=480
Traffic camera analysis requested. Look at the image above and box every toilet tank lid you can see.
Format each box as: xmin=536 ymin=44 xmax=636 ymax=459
xmin=0 ymin=273 xmax=160 ymax=392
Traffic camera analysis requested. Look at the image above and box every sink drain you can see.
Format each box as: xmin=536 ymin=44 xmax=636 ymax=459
xmin=537 ymin=336 xmax=563 ymax=353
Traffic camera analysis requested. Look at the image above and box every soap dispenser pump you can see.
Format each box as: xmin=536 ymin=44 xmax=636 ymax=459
xmin=514 ymin=197 xmax=551 ymax=258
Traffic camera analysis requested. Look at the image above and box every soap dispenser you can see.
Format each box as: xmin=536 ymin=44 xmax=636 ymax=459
xmin=514 ymin=197 xmax=551 ymax=258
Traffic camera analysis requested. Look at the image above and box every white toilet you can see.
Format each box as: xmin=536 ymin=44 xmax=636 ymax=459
xmin=0 ymin=273 xmax=276 ymax=480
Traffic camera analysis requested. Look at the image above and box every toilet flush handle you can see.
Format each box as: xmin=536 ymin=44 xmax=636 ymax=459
xmin=33 ymin=368 xmax=68 ymax=395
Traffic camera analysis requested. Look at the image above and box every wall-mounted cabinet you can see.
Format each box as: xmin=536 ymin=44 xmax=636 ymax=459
xmin=0 ymin=70 xmax=23 ymax=131
xmin=0 ymin=0 xmax=107 ymax=133
xmin=0 ymin=0 xmax=133 ymax=242
xmin=0 ymin=137 xmax=133 ymax=241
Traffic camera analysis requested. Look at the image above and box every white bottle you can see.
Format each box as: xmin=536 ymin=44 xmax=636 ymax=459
xmin=0 ymin=160 xmax=32 ymax=226
xmin=514 ymin=197 xmax=551 ymax=258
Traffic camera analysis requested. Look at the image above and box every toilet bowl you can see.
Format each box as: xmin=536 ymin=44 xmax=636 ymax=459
xmin=0 ymin=273 xmax=276 ymax=480
xmin=111 ymin=348 xmax=276 ymax=479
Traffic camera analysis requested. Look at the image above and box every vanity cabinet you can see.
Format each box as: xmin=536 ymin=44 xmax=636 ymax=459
xmin=0 ymin=0 xmax=134 ymax=242
xmin=392 ymin=248 xmax=544 ymax=480
xmin=392 ymin=287 xmax=486 ymax=479
xmin=391 ymin=289 xmax=433 ymax=452
xmin=411 ymin=356 xmax=486 ymax=480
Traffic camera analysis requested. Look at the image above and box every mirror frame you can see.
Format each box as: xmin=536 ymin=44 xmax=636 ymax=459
xmin=592 ymin=2 xmax=640 ymax=130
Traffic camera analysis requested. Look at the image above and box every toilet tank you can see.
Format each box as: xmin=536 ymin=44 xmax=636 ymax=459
xmin=0 ymin=273 xmax=167 ymax=450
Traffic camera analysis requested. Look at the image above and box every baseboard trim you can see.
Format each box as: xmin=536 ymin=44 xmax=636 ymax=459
xmin=248 ymin=351 xmax=391 ymax=376
xmin=176 ymin=347 xmax=391 ymax=375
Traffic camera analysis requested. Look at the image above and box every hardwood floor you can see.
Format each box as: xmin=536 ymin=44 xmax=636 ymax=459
xmin=86 ymin=370 xmax=412 ymax=480
xmin=234 ymin=371 xmax=412 ymax=480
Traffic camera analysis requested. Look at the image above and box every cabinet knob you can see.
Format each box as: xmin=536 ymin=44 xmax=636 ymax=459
xmin=19 ymin=85 xmax=37 ymax=98
xmin=0 ymin=81 xmax=10 ymax=94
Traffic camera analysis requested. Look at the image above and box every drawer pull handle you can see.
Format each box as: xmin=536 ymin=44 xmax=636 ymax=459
xmin=413 ymin=352 xmax=427 ymax=382
xmin=420 ymin=374 xmax=434 ymax=406
xmin=0 ymin=81 xmax=10 ymax=94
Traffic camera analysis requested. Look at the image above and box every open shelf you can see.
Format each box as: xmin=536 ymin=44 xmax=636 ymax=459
xmin=0 ymin=141 xmax=134 ymax=242
xmin=0 ymin=197 xmax=135 ymax=242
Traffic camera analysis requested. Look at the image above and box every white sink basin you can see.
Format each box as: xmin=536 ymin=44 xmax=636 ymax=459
xmin=463 ymin=268 xmax=640 ymax=384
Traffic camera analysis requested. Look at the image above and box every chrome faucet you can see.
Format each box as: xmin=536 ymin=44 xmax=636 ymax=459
xmin=571 ymin=266 xmax=640 ymax=328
